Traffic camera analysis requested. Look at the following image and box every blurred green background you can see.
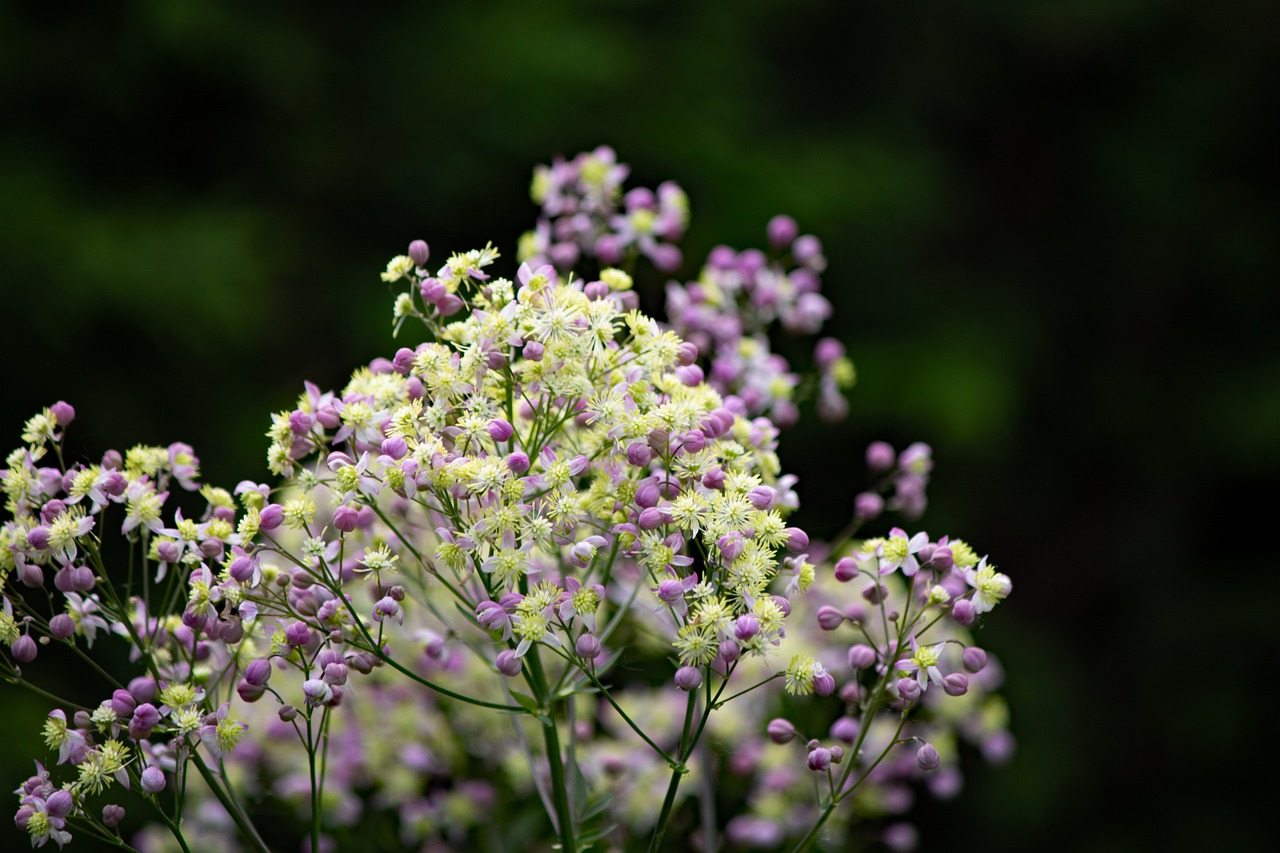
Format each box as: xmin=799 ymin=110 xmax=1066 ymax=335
xmin=2 ymin=0 xmax=1275 ymax=850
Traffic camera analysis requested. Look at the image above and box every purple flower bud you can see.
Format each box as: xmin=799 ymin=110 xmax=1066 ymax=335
xmin=496 ymin=650 xmax=522 ymax=677
xmin=11 ymin=635 xmax=36 ymax=663
xmin=897 ymin=678 xmax=921 ymax=702
xmin=674 ymin=666 xmax=702 ymax=692
xmin=702 ymin=467 xmax=726 ymax=490
xmin=962 ymin=647 xmax=988 ymax=673
xmin=110 ymin=689 xmax=136 ymax=717
xmin=40 ymin=500 xmax=67 ymax=524
xmin=49 ymin=613 xmax=75 ymax=640
xmin=816 ymin=606 xmax=845 ymax=631
xmin=323 ymin=663 xmax=349 ymax=686
xmin=831 ymin=556 xmax=857 ymax=583
xmin=943 ymin=673 xmax=969 ymax=697
xmin=676 ymin=341 xmax=699 ymax=366
xmin=611 ymin=444 xmax=650 ymax=475
xmin=485 ymin=350 xmax=508 ymax=370
xmin=332 ymin=504 xmax=359 ymax=533
xmin=140 ymin=766 xmax=166 ymax=794
xmin=813 ymin=669 xmax=836 ymax=696
xmin=381 ymin=436 xmax=407 ymax=460
xmin=866 ymin=441 xmax=896 ymax=472
xmin=130 ymin=703 xmax=161 ymax=739
xmin=523 ymin=341 xmax=545 ymax=361
xmin=746 ymin=486 xmax=776 ymax=511
xmin=656 ymin=579 xmax=685 ymax=604
xmin=237 ymin=680 xmax=265 ymax=703
xmin=302 ymin=679 xmax=333 ymax=706
xmin=285 ymin=622 xmax=312 ymax=648
xmin=767 ymin=718 xmax=797 ymax=744
xmin=718 ymin=638 xmax=741 ymax=664
xmin=951 ymin=598 xmax=977 ymax=627
xmin=847 ymin=644 xmax=877 ymax=670
xmin=437 ymin=293 xmax=464 ymax=316
xmin=674 ymin=364 xmax=704 ymax=387
xmin=26 ymin=525 xmax=50 ymax=550
xmin=766 ymin=215 xmax=799 ymax=250
xmin=408 ymin=240 xmax=430 ymax=266
xmin=576 ymin=634 xmax=602 ymax=660
xmin=783 ymin=528 xmax=808 ymax=553
xmin=634 ymin=481 xmax=660 ymax=509
xmin=793 ymin=234 xmax=824 ymax=267
xmin=734 ymin=614 xmax=759 ymax=642
xmin=862 ymin=581 xmax=887 ymax=605
xmin=243 ymin=658 xmax=272 ymax=687
xmin=258 ymin=504 xmax=284 ymax=530
xmin=49 ymin=400 xmax=76 ymax=427
xmin=278 ymin=704 xmax=298 ymax=722
xmin=718 ymin=531 xmax=745 ymax=562
xmin=650 ymin=243 xmax=682 ymax=273
xmin=102 ymin=803 xmax=126 ymax=827
xmin=584 ymin=280 xmax=609 ymax=300
xmin=595 ymin=233 xmax=624 ymax=264
xmin=840 ymin=682 xmax=864 ymax=705
xmin=129 ymin=677 xmax=157 ymax=703
xmin=854 ymin=491 xmax=884 ymax=520
xmin=498 ymin=452 xmax=527 ymax=477
xmin=830 ymin=717 xmax=859 ymax=744
xmin=807 ymin=747 xmax=832 ymax=772
xmin=637 ymin=507 xmax=664 ymax=530
xmin=916 ymin=742 xmax=941 ymax=772
xmin=487 ymin=419 xmax=514 ymax=442
xmin=420 ymin=277 xmax=445 ymax=304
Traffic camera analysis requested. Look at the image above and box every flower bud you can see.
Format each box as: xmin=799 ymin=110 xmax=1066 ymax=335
xmin=679 ymin=430 xmax=707 ymax=454
xmin=26 ymin=526 xmax=50 ymax=550
xmin=258 ymin=504 xmax=284 ymax=530
xmin=916 ymin=742 xmax=941 ymax=772
xmin=816 ymin=606 xmax=845 ymax=631
xmin=278 ymin=704 xmax=298 ymax=722
xmin=942 ymin=673 xmax=969 ymax=697
xmin=243 ymin=658 xmax=272 ymax=687
xmin=129 ymin=677 xmax=158 ymax=703
xmin=674 ymin=666 xmax=702 ymax=692
xmin=807 ymin=747 xmax=832 ymax=772
xmin=812 ymin=669 xmax=836 ymax=696
xmin=830 ymin=717 xmax=859 ymax=744
xmin=575 ymin=634 xmax=602 ymax=660
xmin=951 ymin=598 xmax=977 ymax=627
xmin=767 ymin=215 xmax=799 ymax=249
xmin=676 ymin=341 xmax=699 ymax=366
xmin=487 ymin=419 xmax=514 ymax=442
xmin=506 ymin=452 xmax=530 ymax=475
xmin=110 ymin=689 xmax=136 ymax=717
xmin=48 ymin=614 xmax=75 ymax=640
xmin=408 ymin=240 xmax=430 ymax=266
xmin=285 ymin=622 xmax=312 ymax=647
xmin=833 ymin=556 xmax=858 ymax=583
xmin=129 ymin=703 xmax=161 ymax=739
xmin=854 ymin=492 xmax=884 ymax=521
xmin=866 ymin=441 xmax=896 ymax=472
xmin=767 ymin=718 xmax=796 ymax=744
xmin=332 ymin=505 xmax=359 ymax=532
xmin=523 ymin=341 xmax=545 ymax=361
xmin=102 ymin=804 xmax=126 ymax=827
xmin=302 ymin=679 xmax=333 ymax=706
xmin=734 ymin=613 xmax=759 ymax=641
xmin=637 ymin=507 xmax=664 ymax=530
xmin=840 ymin=681 xmax=864 ymax=705
xmin=847 ymin=644 xmax=876 ymax=670
xmin=896 ymin=678 xmax=921 ymax=702
xmin=496 ymin=650 xmax=522 ymax=677
xmin=862 ymin=581 xmax=887 ymax=605
xmin=140 ymin=766 xmax=166 ymax=794
xmin=626 ymin=443 xmax=651 ymax=467
xmin=237 ymin=680 xmax=266 ymax=703
xmin=11 ymin=635 xmax=37 ymax=663
xmin=675 ymin=364 xmax=703 ymax=386
xmin=962 ymin=646 xmax=988 ymax=673
xmin=437 ymin=293 xmax=463 ymax=316
xmin=50 ymin=401 xmax=76 ymax=427
xmin=783 ymin=528 xmax=809 ymax=553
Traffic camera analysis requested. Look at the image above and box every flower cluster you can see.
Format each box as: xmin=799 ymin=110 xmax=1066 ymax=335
xmin=1 ymin=149 xmax=1012 ymax=853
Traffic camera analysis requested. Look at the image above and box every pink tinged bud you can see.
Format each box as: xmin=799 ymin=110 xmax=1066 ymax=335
xmin=793 ymin=234 xmax=824 ymax=266
xmin=649 ymin=243 xmax=682 ymax=272
xmin=408 ymin=240 xmax=430 ymax=265
xmin=26 ymin=525 xmax=50 ymax=549
xmin=102 ymin=804 xmax=126 ymax=827
xmin=897 ymin=678 xmax=921 ymax=702
xmin=862 ymin=581 xmax=887 ymax=605
xmin=392 ymin=347 xmax=416 ymax=375
xmin=495 ymin=650 xmax=522 ymax=677
xmin=767 ymin=718 xmax=797 ymax=744
xmin=647 ymin=428 xmax=669 ymax=454
xmin=332 ymin=505 xmax=359 ymax=533
xmin=258 ymin=504 xmax=284 ymax=530
xmin=44 ymin=790 xmax=73 ymax=821
xmin=737 ymin=248 xmax=766 ymax=277
xmin=733 ymin=614 xmax=760 ymax=642
xmin=676 ymin=341 xmax=699 ymax=366
xmin=15 ymin=806 xmax=34 ymax=832
xmin=323 ymin=664 xmax=349 ymax=686
xmin=718 ymin=638 xmax=741 ymax=664
xmin=767 ymin=214 xmax=799 ymax=249
xmin=916 ymin=743 xmax=941 ymax=772
xmin=831 ymin=717 xmax=859 ymax=744
xmin=637 ymin=507 xmax=664 ymax=530
xmin=854 ymin=492 xmax=884 ymax=520
xmin=302 ymin=679 xmax=333 ymax=706
xmin=285 ymin=622 xmax=312 ymax=647
xmin=485 ymin=349 xmax=508 ymax=370
xmin=772 ymin=595 xmax=792 ymax=617
xmin=866 ymin=441 xmax=896 ymax=472
xmin=783 ymin=528 xmax=809 ymax=553
xmin=40 ymin=499 xmax=66 ymax=523
xmin=807 ymin=747 xmax=832 ymax=772
xmin=942 ymin=673 xmax=970 ymax=697
xmin=680 ymin=430 xmax=707 ymax=454
xmin=244 ymin=658 xmax=272 ymax=686
xmin=199 ymin=538 xmax=223 ymax=561
xmin=951 ymin=598 xmax=977 ymax=627
xmin=289 ymin=410 xmax=315 ymax=435
xmin=548 ymin=241 xmax=579 ymax=269
xmin=49 ymin=613 xmax=75 ymax=639
xmin=657 ymin=579 xmax=685 ymax=604
xmin=962 ymin=647 xmax=988 ymax=673
xmin=848 ymin=644 xmax=877 ymax=670
xmin=130 ymin=704 xmax=161 ymax=739
xmin=813 ymin=670 xmax=836 ymax=696
xmin=237 ymin=680 xmax=266 ymax=703
xmin=420 ymin=277 xmax=445 ymax=304
xmin=11 ymin=635 xmax=36 ymax=663
xmin=834 ymin=557 xmax=858 ymax=583
xmin=576 ymin=634 xmax=602 ymax=660
xmin=675 ymin=364 xmax=704 ymax=386
xmin=840 ymin=682 xmax=864 ymax=704
xmin=437 ymin=293 xmax=464 ymax=316
xmin=816 ymin=606 xmax=845 ymax=631
xmin=278 ymin=704 xmax=298 ymax=722
xmin=486 ymin=419 xmax=514 ymax=442
xmin=674 ymin=666 xmax=702 ymax=692
xmin=50 ymin=400 xmax=76 ymax=427
xmin=747 ymin=486 xmax=776 ymax=510
xmin=626 ymin=443 xmax=651 ymax=467
xmin=634 ymin=482 xmax=660 ymax=509
xmin=584 ymin=280 xmax=609 ymax=300
xmin=140 ymin=766 xmax=166 ymax=794
xmin=702 ymin=467 xmax=726 ymax=490
xmin=523 ymin=341 xmax=545 ymax=361
xmin=111 ymin=689 xmax=136 ymax=717
xmin=381 ymin=436 xmax=407 ymax=460
xmin=129 ymin=677 xmax=157 ymax=703
xmin=506 ymin=452 xmax=530 ymax=474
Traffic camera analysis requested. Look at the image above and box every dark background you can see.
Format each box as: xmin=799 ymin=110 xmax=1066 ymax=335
xmin=2 ymin=0 xmax=1275 ymax=850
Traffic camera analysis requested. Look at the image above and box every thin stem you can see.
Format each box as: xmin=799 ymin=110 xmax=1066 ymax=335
xmin=189 ymin=753 xmax=272 ymax=853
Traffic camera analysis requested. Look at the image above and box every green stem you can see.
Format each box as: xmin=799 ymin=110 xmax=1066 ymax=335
xmin=189 ymin=753 xmax=272 ymax=853
xmin=525 ymin=648 xmax=576 ymax=853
